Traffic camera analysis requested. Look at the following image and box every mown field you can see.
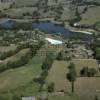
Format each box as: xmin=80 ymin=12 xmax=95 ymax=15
xmin=47 ymin=59 xmax=100 ymax=100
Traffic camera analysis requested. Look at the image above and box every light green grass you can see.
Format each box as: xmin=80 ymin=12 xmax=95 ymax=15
xmin=0 ymin=55 xmax=45 ymax=91
xmin=0 ymin=46 xmax=46 ymax=99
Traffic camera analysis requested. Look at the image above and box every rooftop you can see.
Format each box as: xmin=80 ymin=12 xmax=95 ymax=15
xmin=45 ymin=38 xmax=63 ymax=45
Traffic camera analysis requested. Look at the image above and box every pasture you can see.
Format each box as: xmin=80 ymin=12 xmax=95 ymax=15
xmin=79 ymin=6 xmax=100 ymax=25
xmin=0 ymin=3 xmax=10 ymax=10
xmin=47 ymin=59 xmax=100 ymax=100
xmin=0 ymin=46 xmax=46 ymax=99
xmin=0 ymin=55 xmax=44 ymax=91
xmin=48 ymin=94 xmax=78 ymax=100
xmin=5 ymin=7 xmax=37 ymax=18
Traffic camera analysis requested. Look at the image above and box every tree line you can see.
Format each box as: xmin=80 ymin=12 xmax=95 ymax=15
xmin=0 ymin=41 xmax=45 ymax=73
xmin=34 ymin=52 xmax=56 ymax=92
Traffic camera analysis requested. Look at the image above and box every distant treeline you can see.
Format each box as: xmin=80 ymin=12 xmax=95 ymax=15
xmin=34 ymin=52 xmax=56 ymax=89
xmin=84 ymin=1 xmax=100 ymax=6
xmin=71 ymin=0 xmax=100 ymax=6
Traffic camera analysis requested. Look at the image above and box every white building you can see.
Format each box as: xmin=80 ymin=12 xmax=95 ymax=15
xmin=22 ymin=97 xmax=36 ymax=100
xmin=45 ymin=38 xmax=63 ymax=45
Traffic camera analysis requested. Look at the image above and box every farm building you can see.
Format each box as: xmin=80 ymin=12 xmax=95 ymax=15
xmin=45 ymin=38 xmax=63 ymax=45
xmin=22 ymin=96 xmax=36 ymax=100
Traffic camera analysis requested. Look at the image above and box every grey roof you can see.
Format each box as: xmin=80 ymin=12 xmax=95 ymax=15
xmin=22 ymin=97 xmax=36 ymax=100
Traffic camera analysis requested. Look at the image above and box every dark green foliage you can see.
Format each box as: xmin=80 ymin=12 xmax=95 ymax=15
xmin=56 ymin=52 xmax=63 ymax=60
xmin=0 ymin=42 xmax=32 ymax=60
xmin=12 ymin=94 xmax=21 ymax=100
xmin=35 ymin=70 xmax=48 ymax=85
xmin=80 ymin=67 xmax=97 ymax=77
xmin=34 ymin=75 xmax=46 ymax=85
xmin=47 ymin=83 xmax=55 ymax=92
xmin=41 ymin=70 xmax=48 ymax=78
xmin=80 ymin=67 xmax=88 ymax=76
xmin=95 ymin=48 xmax=100 ymax=61
xmin=94 ymin=95 xmax=99 ymax=100
xmin=0 ymin=50 xmax=14 ymax=60
xmin=56 ymin=51 xmax=71 ymax=61
xmin=0 ymin=63 xmax=8 ymax=73
xmin=88 ymin=68 xmax=97 ymax=77
xmin=34 ymin=52 xmax=55 ymax=86
xmin=67 ymin=63 xmax=77 ymax=82
xmin=0 ymin=41 xmax=44 ymax=73
xmin=67 ymin=63 xmax=77 ymax=93
xmin=0 ymin=49 xmax=32 ymax=72
xmin=42 ymin=53 xmax=55 ymax=70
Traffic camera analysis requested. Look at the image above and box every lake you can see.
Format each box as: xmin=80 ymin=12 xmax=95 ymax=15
xmin=32 ymin=21 xmax=94 ymax=40
xmin=0 ymin=19 xmax=94 ymax=40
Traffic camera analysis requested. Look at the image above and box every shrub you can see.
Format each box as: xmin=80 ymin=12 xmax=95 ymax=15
xmin=80 ymin=67 xmax=97 ymax=77
xmin=47 ymin=83 xmax=55 ymax=92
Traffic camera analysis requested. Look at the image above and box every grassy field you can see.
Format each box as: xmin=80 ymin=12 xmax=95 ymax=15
xmin=5 ymin=7 xmax=37 ymax=17
xmin=95 ymin=21 xmax=100 ymax=31
xmin=79 ymin=6 xmax=100 ymax=25
xmin=0 ymin=55 xmax=45 ymax=91
xmin=48 ymin=94 xmax=78 ymax=100
xmin=0 ymin=46 xmax=46 ymax=99
xmin=0 ymin=3 xmax=11 ymax=10
xmin=0 ymin=42 xmax=57 ymax=90
xmin=48 ymin=77 xmax=100 ymax=100
xmin=47 ymin=59 xmax=100 ymax=100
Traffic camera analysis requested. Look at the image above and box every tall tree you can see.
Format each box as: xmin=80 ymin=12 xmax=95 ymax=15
xmin=67 ymin=63 xmax=77 ymax=93
xmin=94 ymin=95 xmax=99 ymax=100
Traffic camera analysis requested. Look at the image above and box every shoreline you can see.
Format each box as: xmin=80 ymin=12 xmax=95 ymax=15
xmin=0 ymin=18 xmax=95 ymax=35
xmin=71 ymin=30 xmax=94 ymax=35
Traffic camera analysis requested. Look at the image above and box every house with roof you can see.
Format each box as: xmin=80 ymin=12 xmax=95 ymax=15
xmin=22 ymin=96 xmax=36 ymax=100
